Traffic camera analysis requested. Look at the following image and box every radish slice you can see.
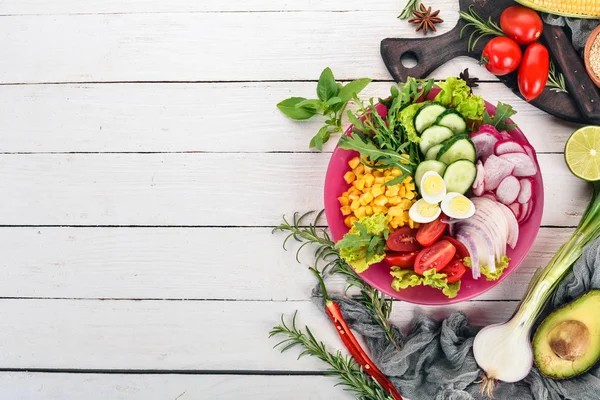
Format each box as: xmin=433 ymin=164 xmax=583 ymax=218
xmin=481 ymin=192 xmax=497 ymax=201
xmin=518 ymin=201 xmax=531 ymax=223
xmin=472 ymin=160 xmax=485 ymax=196
xmin=518 ymin=178 xmax=534 ymax=204
xmin=484 ymin=155 xmax=515 ymax=191
xmin=475 ymin=124 xmax=503 ymax=140
xmin=498 ymin=152 xmax=538 ymax=177
xmin=494 ymin=140 xmax=526 ymax=156
xmin=496 ymin=176 xmax=520 ymax=205
xmin=471 ymin=125 xmax=501 ymax=160
xmin=523 ymin=144 xmax=537 ymax=164
xmin=498 ymin=130 xmax=513 ymax=140
xmin=509 ymin=202 xmax=521 ymax=219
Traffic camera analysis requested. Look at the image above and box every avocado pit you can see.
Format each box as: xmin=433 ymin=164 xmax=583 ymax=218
xmin=547 ymin=320 xmax=590 ymax=361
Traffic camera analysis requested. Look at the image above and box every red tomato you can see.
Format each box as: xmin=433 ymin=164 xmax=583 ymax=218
xmin=518 ymin=43 xmax=549 ymax=102
xmin=386 ymin=227 xmax=421 ymax=252
xmin=443 ymin=258 xmax=467 ymax=283
xmin=384 ymin=251 xmax=419 ymax=269
xmin=414 ymin=240 xmax=456 ymax=275
xmin=481 ymin=37 xmax=522 ymax=76
xmin=500 ymin=6 xmax=543 ymax=45
xmin=440 ymin=236 xmax=469 ymax=260
xmin=416 ymin=217 xmax=447 ymax=247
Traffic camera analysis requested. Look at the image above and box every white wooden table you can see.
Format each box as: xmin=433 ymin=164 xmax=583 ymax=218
xmin=0 ymin=0 xmax=589 ymax=398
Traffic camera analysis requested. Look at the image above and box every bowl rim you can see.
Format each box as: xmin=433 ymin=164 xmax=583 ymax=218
xmin=584 ymin=24 xmax=600 ymax=88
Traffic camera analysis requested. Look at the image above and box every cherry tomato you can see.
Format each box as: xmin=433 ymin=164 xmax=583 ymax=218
xmin=500 ymin=6 xmax=543 ymax=45
xmin=442 ymin=258 xmax=467 ymax=283
xmin=384 ymin=251 xmax=419 ymax=269
xmin=518 ymin=43 xmax=549 ymax=102
xmin=440 ymin=236 xmax=469 ymax=260
xmin=416 ymin=216 xmax=447 ymax=247
xmin=414 ymin=240 xmax=456 ymax=275
xmin=481 ymin=37 xmax=522 ymax=76
xmin=386 ymin=227 xmax=421 ymax=252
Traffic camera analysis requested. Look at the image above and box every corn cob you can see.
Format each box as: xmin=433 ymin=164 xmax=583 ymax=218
xmin=515 ymin=0 xmax=600 ymax=18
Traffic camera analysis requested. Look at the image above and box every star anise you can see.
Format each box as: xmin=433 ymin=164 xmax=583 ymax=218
xmin=408 ymin=4 xmax=443 ymax=35
xmin=459 ymin=68 xmax=480 ymax=89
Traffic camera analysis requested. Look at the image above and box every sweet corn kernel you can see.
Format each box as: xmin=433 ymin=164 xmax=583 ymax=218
xmin=338 ymin=196 xmax=349 ymax=206
xmin=403 ymin=176 xmax=413 ymax=184
xmin=393 ymin=216 xmax=406 ymax=227
xmin=406 ymin=183 xmax=416 ymax=192
xmin=391 ymin=168 xmax=402 ymax=177
xmin=405 ymin=190 xmax=415 ymax=200
xmin=354 ymin=164 xmax=365 ymax=175
xmin=371 ymin=186 xmax=384 ymax=198
xmin=409 ymin=219 xmax=416 ymax=229
xmin=388 ymin=206 xmax=402 ymax=217
xmin=384 ymin=170 xmax=392 ymax=177
xmin=348 ymin=193 xmax=359 ymax=201
xmin=400 ymin=154 xmax=411 ymax=165
xmin=345 ymin=216 xmax=358 ymax=228
xmin=373 ymin=195 xmax=388 ymax=206
xmin=355 ymin=206 xmax=366 ymax=219
xmin=348 ymin=186 xmax=359 ymax=195
xmin=399 ymin=199 xmax=413 ymax=210
xmin=372 ymin=170 xmax=383 ymax=177
xmin=374 ymin=176 xmax=385 ymax=184
xmin=398 ymin=185 xmax=406 ymax=198
xmin=350 ymin=199 xmax=360 ymax=211
xmin=353 ymin=180 xmax=365 ymax=191
xmin=388 ymin=196 xmax=400 ymax=205
xmin=385 ymin=186 xmax=399 ymax=197
xmin=340 ymin=205 xmax=352 ymax=216
xmin=359 ymin=192 xmax=374 ymax=206
xmin=343 ymin=171 xmax=355 ymax=184
xmin=365 ymin=205 xmax=373 ymax=216
xmin=363 ymin=165 xmax=373 ymax=174
xmin=364 ymin=174 xmax=375 ymax=188
xmin=348 ymin=157 xmax=361 ymax=170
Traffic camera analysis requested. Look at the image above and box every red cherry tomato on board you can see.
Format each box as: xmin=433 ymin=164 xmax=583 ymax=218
xmin=384 ymin=250 xmax=419 ymax=269
xmin=414 ymin=240 xmax=456 ymax=276
xmin=481 ymin=37 xmax=522 ymax=76
xmin=440 ymin=236 xmax=469 ymax=260
xmin=518 ymin=43 xmax=550 ymax=102
xmin=386 ymin=227 xmax=422 ymax=252
xmin=416 ymin=216 xmax=447 ymax=247
xmin=442 ymin=258 xmax=467 ymax=284
xmin=500 ymin=6 xmax=543 ymax=45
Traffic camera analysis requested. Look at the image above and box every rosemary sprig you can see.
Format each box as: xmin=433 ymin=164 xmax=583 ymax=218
xmin=270 ymin=312 xmax=394 ymax=400
xmin=547 ymin=60 xmax=569 ymax=94
xmin=273 ymin=211 xmax=402 ymax=351
xmin=398 ymin=0 xmax=420 ymax=20
xmin=459 ymin=6 xmax=504 ymax=52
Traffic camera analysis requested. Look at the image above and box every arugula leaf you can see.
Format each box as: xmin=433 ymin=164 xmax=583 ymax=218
xmin=337 ymin=134 xmax=413 ymax=175
xmin=483 ymin=101 xmax=518 ymax=132
xmin=277 ymin=97 xmax=317 ymax=120
xmin=339 ymin=78 xmax=372 ymax=103
xmin=317 ymin=68 xmax=339 ymax=101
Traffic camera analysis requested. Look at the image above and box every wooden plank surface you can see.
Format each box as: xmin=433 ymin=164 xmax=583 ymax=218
xmin=0 ymin=373 xmax=354 ymax=400
xmin=0 ymin=82 xmax=579 ymax=154
xmin=0 ymin=299 xmax=518 ymax=370
xmin=0 ymin=227 xmax=573 ymax=301
xmin=0 ymin=153 xmax=588 ymax=226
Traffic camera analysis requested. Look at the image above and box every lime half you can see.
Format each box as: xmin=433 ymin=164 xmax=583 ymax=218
xmin=565 ymin=126 xmax=600 ymax=181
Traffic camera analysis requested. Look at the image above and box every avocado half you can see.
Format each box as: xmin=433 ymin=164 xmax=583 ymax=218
xmin=533 ymin=290 xmax=600 ymax=379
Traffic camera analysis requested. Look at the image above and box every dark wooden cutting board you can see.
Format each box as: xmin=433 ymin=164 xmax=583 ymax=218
xmin=381 ymin=0 xmax=600 ymax=125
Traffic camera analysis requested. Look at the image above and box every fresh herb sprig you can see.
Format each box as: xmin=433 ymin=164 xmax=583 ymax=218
xmin=547 ymin=60 xmax=569 ymax=94
xmin=459 ymin=6 xmax=504 ymax=52
xmin=398 ymin=0 xmax=420 ymax=20
xmin=277 ymin=68 xmax=371 ymax=150
xmin=273 ymin=211 xmax=401 ymax=350
xmin=270 ymin=312 xmax=394 ymax=400
xmin=483 ymin=101 xmax=518 ymax=132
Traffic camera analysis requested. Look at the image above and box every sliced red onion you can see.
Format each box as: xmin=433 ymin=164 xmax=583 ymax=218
xmin=455 ymin=231 xmax=480 ymax=279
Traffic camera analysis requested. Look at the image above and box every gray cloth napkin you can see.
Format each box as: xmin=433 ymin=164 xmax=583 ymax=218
xmin=542 ymin=14 xmax=600 ymax=55
xmin=313 ymin=238 xmax=600 ymax=399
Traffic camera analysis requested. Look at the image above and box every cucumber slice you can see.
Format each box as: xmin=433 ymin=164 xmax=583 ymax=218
xmin=414 ymin=103 xmax=447 ymax=134
xmin=443 ymin=160 xmax=477 ymax=194
xmin=437 ymin=137 xmax=477 ymax=165
xmin=425 ymin=144 xmax=443 ymax=160
xmin=415 ymin=160 xmax=447 ymax=189
xmin=419 ymin=125 xmax=454 ymax=155
xmin=435 ymin=110 xmax=467 ymax=134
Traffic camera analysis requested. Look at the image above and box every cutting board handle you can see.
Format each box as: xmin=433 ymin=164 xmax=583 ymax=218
xmin=381 ymin=27 xmax=468 ymax=82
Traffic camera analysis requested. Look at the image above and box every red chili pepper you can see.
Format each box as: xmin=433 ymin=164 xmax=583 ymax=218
xmin=311 ymin=268 xmax=403 ymax=400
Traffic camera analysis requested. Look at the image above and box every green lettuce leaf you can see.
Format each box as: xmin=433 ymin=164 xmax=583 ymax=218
xmin=390 ymin=267 xmax=462 ymax=299
xmin=336 ymin=213 xmax=389 ymax=273
xmin=390 ymin=267 xmax=423 ymax=290
xmin=399 ymin=102 xmax=428 ymax=143
xmin=443 ymin=281 xmax=461 ymax=298
xmin=434 ymin=77 xmax=485 ymax=122
xmin=463 ymin=255 xmax=510 ymax=281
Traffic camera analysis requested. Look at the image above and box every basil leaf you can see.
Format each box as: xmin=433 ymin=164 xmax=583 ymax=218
xmin=309 ymin=126 xmax=330 ymax=151
xmin=339 ymin=78 xmax=372 ymax=103
xmin=317 ymin=67 xmax=339 ymax=101
xmin=277 ymin=97 xmax=317 ymax=120
xmin=295 ymin=99 xmax=325 ymax=110
xmin=325 ymin=97 xmax=342 ymax=107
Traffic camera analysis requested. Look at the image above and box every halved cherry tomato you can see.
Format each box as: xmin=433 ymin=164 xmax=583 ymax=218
xmin=384 ymin=251 xmax=419 ymax=269
xmin=481 ymin=36 xmax=522 ymax=76
xmin=440 ymin=235 xmax=469 ymax=260
xmin=500 ymin=6 xmax=543 ymax=46
xmin=518 ymin=43 xmax=549 ymax=102
xmin=414 ymin=240 xmax=456 ymax=275
xmin=443 ymin=258 xmax=467 ymax=283
xmin=416 ymin=217 xmax=447 ymax=247
xmin=386 ymin=227 xmax=421 ymax=252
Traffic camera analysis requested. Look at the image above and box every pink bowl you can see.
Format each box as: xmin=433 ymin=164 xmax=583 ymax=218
xmin=324 ymin=90 xmax=544 ymax=305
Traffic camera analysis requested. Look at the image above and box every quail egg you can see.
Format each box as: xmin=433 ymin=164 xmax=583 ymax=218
xmin=419 ymin=171 xmax=447 ymax=205
xmin=441 ymin=192 xmax=475 ymax=219
xmin=408 ymin=199 xmax=442 ymax=224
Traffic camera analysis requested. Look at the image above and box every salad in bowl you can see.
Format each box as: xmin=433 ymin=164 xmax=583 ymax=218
xmin=324 ymin=76 xmax=543 ymax=304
